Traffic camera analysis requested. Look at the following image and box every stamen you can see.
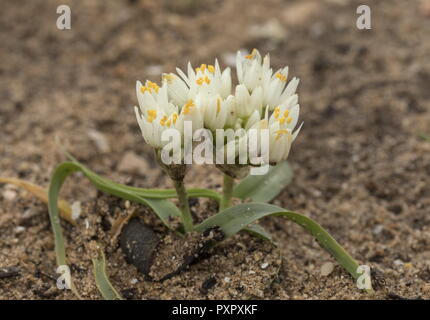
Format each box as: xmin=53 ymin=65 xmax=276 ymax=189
xmin=147 ymin=81 xmax=160 ymax=93
xmin=196 ymin=76 xmax=211 ymax=85
xmin=287 ymin=117 xmax=292 ymax=124
xmin=275 ymin=73 xmax=287 ymax=82
xmin=182 ymin=100 xmax=195 ymax=115
xmin=208 ymin=65 xmax=215 ymax=73
xmin=159 ymin=115 xmax=168 ymax=126
xmin=140 ymin=81 xmax=160 ymax=94
xmin=172 ymin=113 xmax=178 ymax=124
xmin=196 ymin=64 xmax=207 ymax=73
xmin=245 ymin=48 xmax=257 ymax=60
xmin=274 ymin=106 xmax=280 ymax=119
xmin=147 ymin=109 xmax=157 ymax=123
xmin=140 ymin=86 xmax=150 ymax=93
xmin=275 ymin=129 xmax=288 ymax=140
xmin=162 ymin=74 xmax=174 ymax=83
xmin=283 ymin=110 xmax=290 ymax=118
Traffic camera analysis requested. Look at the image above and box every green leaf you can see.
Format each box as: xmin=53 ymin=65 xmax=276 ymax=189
xmin=195 ymin=202 xmax=364 ymax=285
xmin=47 ymin=164 xmax=82 ymax=298
xmin=93 ymin=250 xmax=123 ymax=300
xmin=243 ymin=224 xmax=273 ymax=242
xmin=49 ymin=162 xmax=181 ymax=229
xmin=233 ymin=161 xmax=293 ymax=202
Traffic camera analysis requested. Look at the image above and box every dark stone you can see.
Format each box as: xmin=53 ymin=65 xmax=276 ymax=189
xmin=121 ymin=288 xmax=137 ymax=300
xmin=200 ymin=276 xmax=217 ymax=294
xmin=120 ymin=218 xmax=159 ymax=276
xmin=0 ymin=266 xmax=20 ymax=279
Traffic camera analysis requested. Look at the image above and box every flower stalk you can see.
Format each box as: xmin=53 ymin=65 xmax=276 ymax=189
xmin=155 ymin=150 xmax=193 ymax=232
xmin=171 ymin=178 xmax=194 ymax=233
xmin=220 ymin=174 xmax=235 ymax=211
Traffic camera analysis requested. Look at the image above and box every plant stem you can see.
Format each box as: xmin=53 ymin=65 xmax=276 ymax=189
xmin=220 ymin=174 xmax=235 ymax=211
xmin=172 ymin=179 xmax=193 ymax=233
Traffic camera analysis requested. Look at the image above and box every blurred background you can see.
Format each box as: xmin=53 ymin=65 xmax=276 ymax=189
xmin=1 ymin=0 xmax=430 ymax=299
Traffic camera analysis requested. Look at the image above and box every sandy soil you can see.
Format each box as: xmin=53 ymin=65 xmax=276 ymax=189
xmin=1 ymin=0 xmax=430 ymax=299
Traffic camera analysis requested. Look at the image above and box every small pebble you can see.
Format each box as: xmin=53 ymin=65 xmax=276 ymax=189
xmin=373 ymin=224 xmax=383 ymax=235
xmin=15 ymin=226 xmax=26 ymax=233
xmin=260 ymin=262 xmax=269 ymax=269
xmin=71 ymin=201 xmax=81 ymax=220
xmin=3 ymin=189 xmax=17 ymax=201
xmin=320 ymin=262 xmax=335 ymax=276
xmin=87 ymin=129 xmax=110 ymax=153
xmin=223 ymin=277 xmax=231 ymax=283
xmin=394 ymin=259 xmax=404 ymax=266
xmin=22 ymin=208 xmax=37 ymax=219
xmin=130 ymin=278 xmax=138 ymax=285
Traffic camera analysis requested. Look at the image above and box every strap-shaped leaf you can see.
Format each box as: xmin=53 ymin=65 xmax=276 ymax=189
xmin=233 ymin=161 xmax=293 ymax=202
xmin=47 ymin=161 xmax=183 ymax=298
xmin=243 ymin=224 xmax=273 ymax=242
xmin=49 ymin=161 xmax=181 ymax=234
xmin=195 ymin=202 xmax=364 ymax=285
xmin=60 ymin=161 xmax=221 ymax=202
xmin=93 ymin=250 xmax=123 ymax=300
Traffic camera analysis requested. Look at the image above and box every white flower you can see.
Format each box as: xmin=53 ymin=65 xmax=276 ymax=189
xmin=236 ymin=48 xmax=300 ymax=112
xmin=173 ymin=60 xmax=232 ymax=99
xmin=197 ymin=94 xmax=235 ymax=131
xmin=235 ymin=84 xmax=263 ymax=118
xmin=135 ymin=80 xmax=203 ymax=149
xmin=134 ymin=48 xmax=302 ymax=165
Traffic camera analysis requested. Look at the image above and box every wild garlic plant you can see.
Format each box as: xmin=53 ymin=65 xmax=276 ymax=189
xmin=45 ymin=49 xmax=371 ymax=297
xmin=134 ymin=49 xmax=302 ymax=230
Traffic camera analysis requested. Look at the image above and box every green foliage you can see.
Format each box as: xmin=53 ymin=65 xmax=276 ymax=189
xmin=93 ymin=250 xmax=123 ymax=300
xmin=195 ymin=202 xmax=363 ymax=283
xmin=233 ymin=161 xmax=293 ymax=202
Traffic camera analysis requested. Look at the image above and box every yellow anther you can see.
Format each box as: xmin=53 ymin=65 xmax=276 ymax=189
xmin=172 ymin=113 xmax=178 ymax=124
xmin=147 ymin=81 xmax=160 ymax=93
xmin=216 ymin=98 xmax=221 ymax=113
xmin=162 ymin=73 xmax=174 ymax=83
xmin=274 ymin=107 xmax=280 ymax=119
xmin=140 ymin=86 xmax=150 ymax=94
xmin=278 ymin=117 xmax=286 ymax=124
xmin=159 ymin=115 xmax=168 ymax=126
xmin=275 ymin=129 xmax=288 ymax=140
xmin=166 ymin=119 xmax=171 ymax=127
xmin=287 ymin=117 xmax=292 ymax=124
xmin=196 ymin=64 xmax=207 ymax=73
xmin=140 ymin=81 xmax=160 ymax=94
xmin=245 ymin=48 xmax=257 ymax=59
xmin=196 ymin=76 xmax=211 ymax=85
xmin=208 ymin=65 xmax=215 ymax=73
xmin=147 ymin=109 xmax=157 ymax=123
xmin=283 ymin=110 xmax=290 ymax=118
xmin=275 ymin=73 xmax=287 ymax=82
xmin=182 ymin=100 xmax=195 ymax=115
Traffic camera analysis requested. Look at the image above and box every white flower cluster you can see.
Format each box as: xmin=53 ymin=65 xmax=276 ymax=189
xmin=134 ymin=49 xmax=302 ymax=164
